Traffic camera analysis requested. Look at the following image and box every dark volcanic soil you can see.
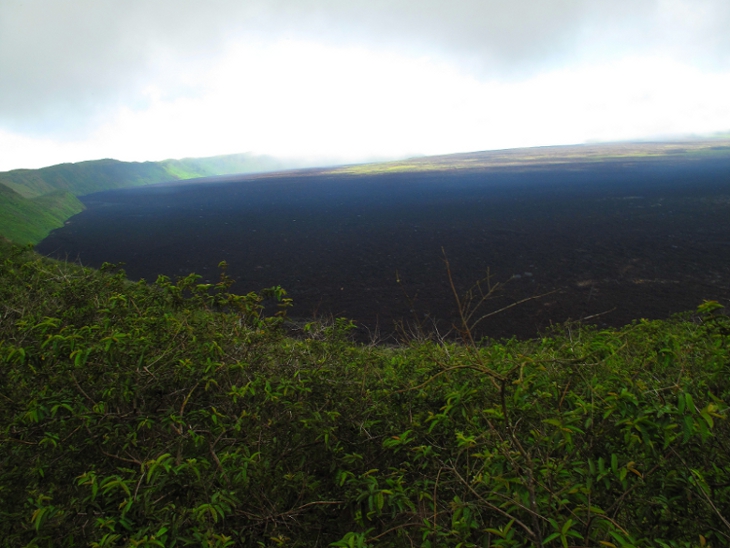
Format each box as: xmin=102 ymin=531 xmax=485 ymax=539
xmin=37 ymin=156 xmax=730 ymax=341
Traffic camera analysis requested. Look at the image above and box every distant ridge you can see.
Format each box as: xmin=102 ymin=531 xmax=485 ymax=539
xmin=329 ymin=140 xmax=730 ymax=176
xmin=3 ymin=141 xmax=730 ymax=245
xmin=0 ymin=153 xmax=321 ymax=244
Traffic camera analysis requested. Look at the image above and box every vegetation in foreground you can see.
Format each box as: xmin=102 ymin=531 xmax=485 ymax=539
xmin=1 ymin=239 xmax=730 ymax=547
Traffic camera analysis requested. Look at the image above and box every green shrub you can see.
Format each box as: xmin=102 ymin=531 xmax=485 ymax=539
xmin=1 ymin=240 xmax=729 ymax=547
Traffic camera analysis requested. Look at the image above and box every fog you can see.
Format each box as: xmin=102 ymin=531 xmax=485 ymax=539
xmin=2 ymin=0 xmax=730 ymax=170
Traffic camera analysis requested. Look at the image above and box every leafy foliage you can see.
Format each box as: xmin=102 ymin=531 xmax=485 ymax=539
xmin=1 ymin=240 xmax=730 ymax=546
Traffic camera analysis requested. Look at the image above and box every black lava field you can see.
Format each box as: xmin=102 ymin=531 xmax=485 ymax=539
xmin=37 ymin=157 xmax=730 ymax=341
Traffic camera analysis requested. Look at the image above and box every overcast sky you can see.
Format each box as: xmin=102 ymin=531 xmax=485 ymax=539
xmin=2 ymin=0 xmax=730 ymax=171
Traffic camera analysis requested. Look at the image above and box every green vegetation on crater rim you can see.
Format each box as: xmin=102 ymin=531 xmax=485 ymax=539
xmin=329 ymin=140 xmax=730 ymax=176
xmin=0 ymin=153 xmax=311 ymax=245
xmin=2 ymin=239 xmax=730 ymax=546
xmin=3 ymin=140 xmax=730 ymax=246
xmin=0 ymin=185 xmax=83 ymax=245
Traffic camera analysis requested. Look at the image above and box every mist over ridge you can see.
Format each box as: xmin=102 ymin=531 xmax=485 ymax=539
xmin=3 ymin=1 xmax=730 ymax=171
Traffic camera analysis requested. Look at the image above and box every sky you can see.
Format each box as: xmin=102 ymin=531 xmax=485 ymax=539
xmin=2 ymin=0 xmax=730 ymax=171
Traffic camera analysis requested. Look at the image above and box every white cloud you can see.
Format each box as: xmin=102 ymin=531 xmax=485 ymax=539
xmin=1 ymin=1 xmax=730 ymax=170
xmin=2 ymin=41 xmax=729 ymax=172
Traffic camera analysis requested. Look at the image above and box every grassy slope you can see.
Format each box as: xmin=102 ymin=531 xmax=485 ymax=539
xmin=3 ymin=140 xmax=729 ymax=245
xmin=159 ymin=153 xmax=295 ymax=180
xmin=0 ymin=153 xmax=306 ymax=244
xmin=0 ymin=153 xmax=297 ymax=200
xmin=0 ymin=184 xmax=84 ymax=245
xmin=0 ymin=159 xmax=173 ymax=199
xmin=1 ymin=240 xmax=730 ymax=546
xmin=329 ymin=140 xmax=730 ymax=176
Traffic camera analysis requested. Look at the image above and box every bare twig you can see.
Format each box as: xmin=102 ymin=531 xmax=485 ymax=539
xmin=368 ymin=522 xmax=423 ymax=542
xmin=469 ymin=290 xmax=558 ymax=332
xmin=449 ymin=464 xmax=540 ymax=542
xmin=70 ymin=373 xmax=96 ymax=406
xmin=395 ymin=363 xmax=506 ymax=394
xmin=670 ymin=447 xmax=730 ymax=533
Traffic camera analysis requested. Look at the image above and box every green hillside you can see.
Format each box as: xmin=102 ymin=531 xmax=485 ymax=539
xmin=0 ymin=159 xmax=171 ymax=199
xmin=1 ymin=239 xmax=730 ymax=546
xmin=0 ymin=153 xmax=297 ymax=200
xmin=159 ymin=154 xmax=296 ymax=181
xmin=331 ymin=140 xmax=730 ymax=176
xmin=0 ymin=184 xmax=84 ymax=245
xmin=5 ymin=141 xmax=730 ymax=246
xmin=0 ymin=153 xmax=308 ymax=245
